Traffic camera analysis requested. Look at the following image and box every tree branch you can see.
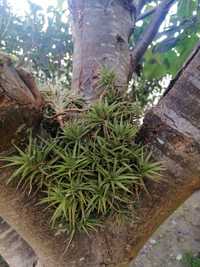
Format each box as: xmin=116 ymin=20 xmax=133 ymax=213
xmin=135 ymin=0 xmax=146 ymax=16
xmin=2 ymin=44 xmax=200 ymax=267
xmin=136 ymin=6 xmax=157 ymax=21
xmin=135 ymin=0 xmax=156 ymax=16
xmin=132 ymin=0 xmax=177 ymax=68
xmin=0 ymin=53 xmax=43 ymax=152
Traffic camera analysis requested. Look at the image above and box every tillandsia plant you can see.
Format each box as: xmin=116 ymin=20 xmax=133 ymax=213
xmin=0 ymin=68 xmax=164 ymax=244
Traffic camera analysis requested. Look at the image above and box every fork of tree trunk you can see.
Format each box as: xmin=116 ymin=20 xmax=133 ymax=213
xmin=0 ymin=1 xmax=200 ymax=266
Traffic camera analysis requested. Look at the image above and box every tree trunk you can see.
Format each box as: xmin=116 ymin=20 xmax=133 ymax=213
xmin=0 ymin=43 xmax=200 ymax=267
xmin=0 ymin=53 xmax=43 ymax=266
xmin=69 ymin=0 xmax=175 ymax=101
xmin=1 ymin=2 xmax=200 ymax=267
xmin=70 ymin=0 xmax=135 ymax=102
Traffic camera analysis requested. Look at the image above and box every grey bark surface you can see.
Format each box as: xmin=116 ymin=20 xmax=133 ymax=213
xmin=70 ymin=0 xmax=135 ymax=101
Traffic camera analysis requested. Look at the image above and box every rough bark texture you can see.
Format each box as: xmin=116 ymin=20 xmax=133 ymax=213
xmin=0 ymin=53 xmax=44 ymax=266
xmin=70 ymin=0 xmax=135 ymax=102
xmin=0 ymin=45 xmax=200 ymax=267
xmin=0 ymin=53 xmax=43 ymax=152
xmin=0 ymin=172 xmax=70 ymax=267
xmin=1 ymin=3 xmax=200 ymax=266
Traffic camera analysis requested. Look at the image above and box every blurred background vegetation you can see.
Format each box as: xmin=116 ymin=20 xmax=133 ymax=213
xmin=1 ymin=0 xmax=200 ymax=107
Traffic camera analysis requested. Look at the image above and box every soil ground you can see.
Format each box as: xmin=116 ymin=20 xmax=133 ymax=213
xmin=130 ymin=191 xmax=200 ymax=267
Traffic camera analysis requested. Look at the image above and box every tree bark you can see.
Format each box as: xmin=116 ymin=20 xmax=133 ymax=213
xmin=0 ymin=53 xmax=43 ymax=266
xmin=69 ymin=0 xmax=175 ymax=100
xmin=70 ymin=0 xmax=135 ymax=102
xmin=1 ymin=2 xmax=200 ymax=267
xmin=0 ymin=44 xmax=200 ymax=267
xmin=0 ymin=53 xmax=43 ymax=152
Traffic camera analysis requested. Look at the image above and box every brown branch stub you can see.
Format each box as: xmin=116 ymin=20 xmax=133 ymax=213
xmin=16 ymin=68 xmax=43 ymax=107
xmin=0 ymin=53 xmax=43 ymax=152
xmin=45 ymin=108 xmax=87 ymax=127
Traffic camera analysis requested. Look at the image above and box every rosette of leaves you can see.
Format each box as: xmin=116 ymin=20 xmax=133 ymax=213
xmin=0 ymin=69 xmax=163 ymax=242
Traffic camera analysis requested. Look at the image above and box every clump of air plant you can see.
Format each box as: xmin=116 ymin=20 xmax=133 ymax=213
xmin=0 ymin=68 xmax=163 ymax=246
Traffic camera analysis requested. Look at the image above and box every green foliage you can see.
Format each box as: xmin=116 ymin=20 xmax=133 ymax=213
xmin=182 ymin=252 xmax=200 ymax=267
xmin=133 ymin=76 xmax=164 ymax=108
xmin=0 ymin=0 xmax=72 ymax=84
xmin=134 ymin=0 xmax=200 ymax=80
xmin=0 ymin=134 xmax=57 ymax=193
xmin=98 ymin=67 xmax=116 ymax=90
xmin=0 ymin=71 xmax=163 ymax=241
